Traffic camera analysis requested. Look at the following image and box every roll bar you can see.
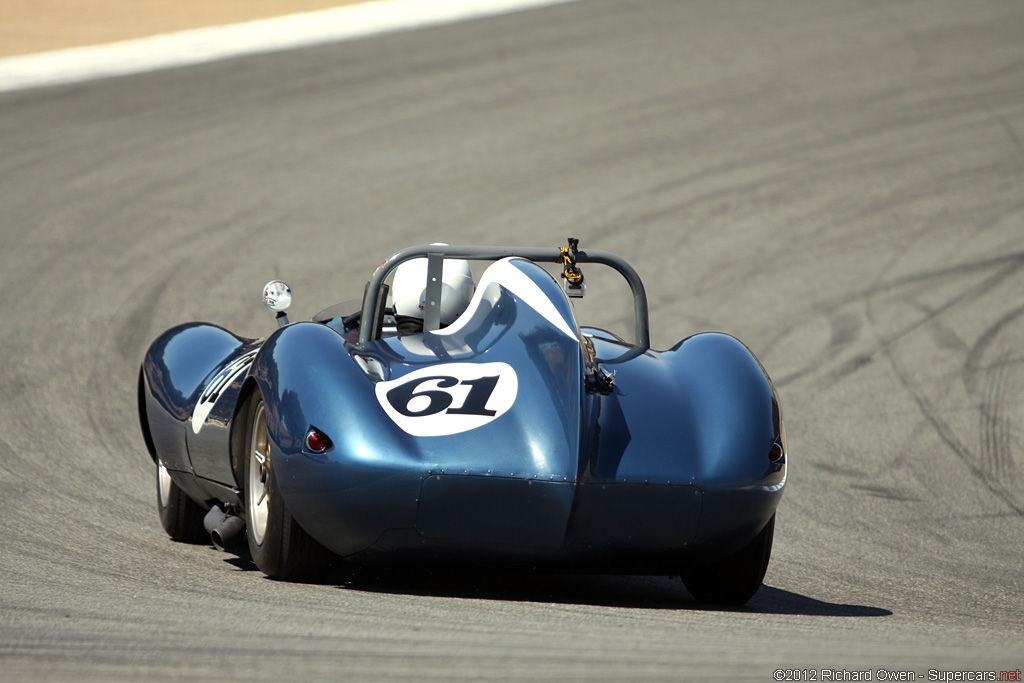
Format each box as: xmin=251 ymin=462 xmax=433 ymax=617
xmin=356 ymin=242 xmax=650 ymax=358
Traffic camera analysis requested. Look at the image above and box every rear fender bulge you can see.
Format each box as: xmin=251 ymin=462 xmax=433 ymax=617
xmin=249 ymin=322 xmax=424 ymax=554
xmin=250 ymin=322 xmax=401 ymax=461
xmin=249 ymin=266 xmax=589 ymax=556
xmin=583 ymin=332 xmax=784 ymax=489
xmin=665 ymin=333 xmax=782 ymax=486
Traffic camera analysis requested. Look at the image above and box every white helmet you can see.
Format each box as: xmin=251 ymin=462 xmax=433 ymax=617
xmin=392 ymin=255 xmax=474 ymax=326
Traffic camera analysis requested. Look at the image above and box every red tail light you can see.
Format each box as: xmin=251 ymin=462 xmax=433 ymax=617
xmin=305 ymin=428 xmax=330 ymax=454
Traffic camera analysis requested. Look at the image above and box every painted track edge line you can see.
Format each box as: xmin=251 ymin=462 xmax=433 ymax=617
xmin=0 ymin=0 xmax=581 ymax=93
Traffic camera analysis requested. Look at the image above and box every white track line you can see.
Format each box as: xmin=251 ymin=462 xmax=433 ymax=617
xmin=0 ymin=0 xmax=579 ymax=93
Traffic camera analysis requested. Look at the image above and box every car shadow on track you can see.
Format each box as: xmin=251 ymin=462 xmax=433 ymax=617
xmin=219 ymin=550 xmax=889 ymax=616
xmin=748 ymin=586 xmax=891 ymax=617
xmin=311 ymin=564 xmax=892 ymax=616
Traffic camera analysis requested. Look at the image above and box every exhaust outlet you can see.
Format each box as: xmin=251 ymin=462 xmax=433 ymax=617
xmin=203 ymin=505 xmax=246 ymax=551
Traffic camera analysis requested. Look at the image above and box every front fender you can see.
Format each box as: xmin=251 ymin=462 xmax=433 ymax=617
xmin=140 ymin=322 xmax=255 ymax=475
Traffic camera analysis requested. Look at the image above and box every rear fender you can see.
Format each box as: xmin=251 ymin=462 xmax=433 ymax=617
xmin=249 ymin=265 xmax=588 ymax=557
xmin=584 ymin=332 xmax=784 ymax=551
xmin=249 ymin=322 xmax=421 ymax=553
xmin=585 ymin=332 xmax=781 ymax=485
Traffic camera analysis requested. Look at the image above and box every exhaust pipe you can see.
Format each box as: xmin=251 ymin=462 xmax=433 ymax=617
xmin=203 ymin=505 xmax=246 ymax=551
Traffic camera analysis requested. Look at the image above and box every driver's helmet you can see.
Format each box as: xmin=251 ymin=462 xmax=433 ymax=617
xmin=392 ymin=254 xmax=474 ymax=326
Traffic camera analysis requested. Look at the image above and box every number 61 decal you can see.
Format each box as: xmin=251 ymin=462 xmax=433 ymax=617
xmin=375 ymin=362 xmax=518 ymax=437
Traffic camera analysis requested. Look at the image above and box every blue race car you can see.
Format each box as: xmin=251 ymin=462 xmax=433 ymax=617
xmin=138 ymin=239 xmax=786 ymax=604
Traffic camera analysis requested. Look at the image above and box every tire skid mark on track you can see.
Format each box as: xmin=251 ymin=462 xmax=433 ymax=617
xmin=968 ymin=304 xmax=1024 ymax=489
xmin=978 ymin=350 xmax=1013 ymax=481
xmin=862 ymin=251 xmax=1024 ymax=299
xmin=1000 ymin=117 xmax=1024 ymax=158
xmin=771 ymin=233 xmax=1024 ymax=516
xmin=862 ymin=263 xmax=1024 ymax=517
xmin=894 ymin=379 xmax=1023 ymax=518
xmin=86 ymin=266 xmax=183 ymax=470
xmin=774 ymin=253 xmax=1024 ymax=389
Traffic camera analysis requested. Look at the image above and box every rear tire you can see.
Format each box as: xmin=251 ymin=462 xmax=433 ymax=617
xmin=156 ymin=460 xmax=207 ymax=543
xmin=243 ymin=393 xmax=330 ymax=580
xmin=681 ymin=513 xmax=775 ymax=605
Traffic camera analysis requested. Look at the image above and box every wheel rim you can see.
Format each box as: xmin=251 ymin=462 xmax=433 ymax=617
xmin=157 ymin=461 xmax=172 ymax=508
xmin=248 ymin=402 xmax=270 ymax=546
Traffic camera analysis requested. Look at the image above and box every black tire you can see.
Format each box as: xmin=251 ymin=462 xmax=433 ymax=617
xmin=243 ymin=393 xmax=330 ymax=580
xmin=681 ymin=513 xmax=775 ymax=605
xmin=156 ymin=460 xmax=207 ymax=543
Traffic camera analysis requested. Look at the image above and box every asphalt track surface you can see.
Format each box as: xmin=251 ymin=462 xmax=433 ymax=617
xmin=2 ymin=1 xmax=1023 ymax=680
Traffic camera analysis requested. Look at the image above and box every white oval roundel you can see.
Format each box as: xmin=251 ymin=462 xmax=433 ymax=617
xmin=374 ymin=362 xmax=518 ymax=437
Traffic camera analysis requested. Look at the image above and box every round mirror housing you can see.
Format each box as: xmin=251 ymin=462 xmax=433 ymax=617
xmin=263 ymin=280 xmax=292 ymax=312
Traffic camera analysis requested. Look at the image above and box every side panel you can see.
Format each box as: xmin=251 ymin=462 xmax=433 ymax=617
xmin=185 ymin=344 xmax=260 ymax=484
xmin=140 ymin=322 xmax=258 ymax=480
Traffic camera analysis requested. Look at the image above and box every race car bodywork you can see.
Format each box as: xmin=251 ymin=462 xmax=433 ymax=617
xmin=139 ymin=241 xmax=786 ymax=604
